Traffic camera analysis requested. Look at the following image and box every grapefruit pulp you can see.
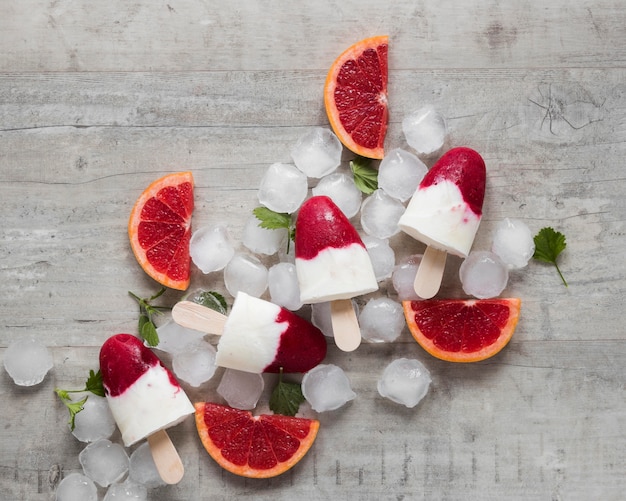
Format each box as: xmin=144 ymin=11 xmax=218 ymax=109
xmin=403 ymin=298 xmax=521 ymax=362
xmin=195 ymin=402 xmax=319 ymax=478
xmin=128 ymin=172 xmax=194 ymax=290
xmin=324 ymin=35 xmax=389 ymax=159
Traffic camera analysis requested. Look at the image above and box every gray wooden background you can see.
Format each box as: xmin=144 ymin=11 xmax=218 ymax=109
xmin=1 ymin=1 xmax=624 ymax=499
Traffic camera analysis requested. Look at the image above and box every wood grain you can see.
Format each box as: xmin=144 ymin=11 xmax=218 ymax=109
xmin=1 ymin=1 xmax=625 ymax=499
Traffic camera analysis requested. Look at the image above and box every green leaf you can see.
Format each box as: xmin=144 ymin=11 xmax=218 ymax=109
xmin=533 ymin=227 xmax=568 ymax=286
xmin=85 ymin=370 xmax=105 ymax=397
xmin=129 ymin=288 xmax=171 ymax=346
xmin=138 ymin=313 xmax=149 ymax=334
xmin=192 ymin=291 xmax=228 ymax=315
xmin=64 ymin=396 xmax=88 ymax=431
xmin=54 ymin=389 xmax=88 ymax=431
xmin=350 ymin=157 xmax=378 ymax=194
xmin=253 ymin=206 xmax=291 ymax=231
xmin=253 ymin=206 xmax=295 ymax=254
xmin=269 ymin=371 xmax=305 ymax=416
xmin=141 ymin=321 xmax=159 ymax=347
xmin=55 ymin=388 xmax=71 ymax=401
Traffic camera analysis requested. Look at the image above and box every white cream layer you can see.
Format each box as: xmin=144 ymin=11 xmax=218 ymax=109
xmin=398 ymin=180 xmax=481 ymax=258
xmin=107 ymin=365 xmax=194 ymax=447
xmin=215 ymin=292 xmax=284 ymax=373
xmin=296 ymin=243 xmax=378 ymax=304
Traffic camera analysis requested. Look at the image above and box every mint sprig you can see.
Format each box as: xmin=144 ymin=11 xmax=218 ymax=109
xmin=54 ymin=369 xmax=105 ymax=431
xmin=129 ymin=287 xmax=169 ymax=346
xmin=253 ymin=206 xmax=295 ymax=252
xmin=350 ymin=156 xmax=378 ymax=194
xmin=269 ymin=369 xmax=305 ymax=417
xmin=533 ymin=227 xmax=568 ymax=286
xmin=191 ymin=290 xmax=228 ymax=315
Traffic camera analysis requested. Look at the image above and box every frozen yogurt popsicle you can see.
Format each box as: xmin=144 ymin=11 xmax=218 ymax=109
xmin=99 ymin=334 xmax=195 ymax=447
xmin=214 ymin=291 xmax=327 ymax=373
xmin=295 ymin=195 xmax=378 ymax=303
xmin=294 ymin=195 xmax=378 ymax=351
xmin=398 ymin=147 xmax=486 ymax=298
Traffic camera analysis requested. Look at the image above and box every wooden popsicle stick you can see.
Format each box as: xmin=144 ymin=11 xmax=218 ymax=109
xmin=414 ymin=246 xmax=448 ymax=299
xmin=171 ymin=301 xmax=227 ymax=335
xmin=147 ymin=429 xmax=185 ymax=485
xmin=330 ymin=299 xmax=362 ymax=352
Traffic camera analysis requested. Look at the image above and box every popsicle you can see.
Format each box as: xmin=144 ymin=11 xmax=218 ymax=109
xmin=171 ymin=291 xmax=327 ymax=374
xmin=397 ymin=147 xmax=486 ymax=298
xmin=294 ymin=195 xmax=378 ymax=351
xmin=99 ymin=333 xmax=195 ymax=483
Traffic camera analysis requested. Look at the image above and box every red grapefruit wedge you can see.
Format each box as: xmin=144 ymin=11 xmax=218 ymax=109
xmin=128 ymin=172 xmax=194 ymax=290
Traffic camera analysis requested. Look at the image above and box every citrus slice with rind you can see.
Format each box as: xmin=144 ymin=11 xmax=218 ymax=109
xmin=128 ymin=172 xmax=194 ymax=290
xmin=324 ymin=35 xmax=389 ymax=159
xmin=403 ymin=298 xmax=521 ymax=362
xmin=195 ymin=402 xmax=319 ymax=478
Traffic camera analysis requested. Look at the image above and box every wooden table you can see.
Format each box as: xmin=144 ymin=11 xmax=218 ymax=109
xmin=1 ymin=1 xmax=624 ymax=499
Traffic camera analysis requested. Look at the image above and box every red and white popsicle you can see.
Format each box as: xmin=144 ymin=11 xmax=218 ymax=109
xmin=172 ymin=291 xmax=327 ymax=374
xmin=99 ymin=333 xmax=195 ymax=484
xmin=294 ymin=195 xmax=378 ymax=351
xmin=398 ymin=147 xmax=486 ymax=298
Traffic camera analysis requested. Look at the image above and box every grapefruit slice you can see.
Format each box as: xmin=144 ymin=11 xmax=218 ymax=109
xmin=128 ymin=172 xmax=194 ymax=291
xmin=403 ymin=298 xmax=521 ymax=362
xmin=324 ymin=35 xmax=389 ymax=159
xmin=195 ymin=402 xmax=319 ymax=478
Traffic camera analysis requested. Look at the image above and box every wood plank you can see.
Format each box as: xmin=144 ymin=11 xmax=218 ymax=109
xmin=2 ymin=1 xmax=626 ymax=72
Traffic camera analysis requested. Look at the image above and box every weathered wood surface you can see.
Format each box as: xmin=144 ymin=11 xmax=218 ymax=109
xmin=1 ymin=1 xmax=625 ymax=499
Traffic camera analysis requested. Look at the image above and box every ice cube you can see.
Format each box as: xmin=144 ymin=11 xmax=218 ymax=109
xmin=103 ymin=480 xmax=147 ymax=501
xmin=291 ymin=127 xmax=343 ymax=178
xmin=377 ymin=358 xmax=431 ymax=408
xmin=129 ymin=442 xmax=166 ymax=488
xmin=392 ymin=254 xmax=423 ymax=301
xmin=268 ymin=262 xmax=302 ymax=311
xmin=402 ymin=105 xmax=448 ymax=156
xmin=360 ymin=189 xmax=405 ymax=239
xmin=55 ymin=472 xmax=97 ymax=501
xmin=378 ymin=148 xmax=428 ymax=202
xmin=491 ymin=218 xmax=535 ymax=269
xmin=257 ymin=162 xmax=308 ymax=214
xmin=3 ymin=337 xmax=53 ymax=386
xmin=217 ymin=369 xmax=265 ymax=410
xmin=242 ymin=215 xmax=288 ymax=255
xmin=154 ymin=319 xmax=206 ymax=354
xmin=79 ymin=438 xmax=129 ymax=488
xmin=310 ymin=302 xmax=333 ymax=338
xmin=189 ymin=224 xmax=235 ymax=273
xmin=72 ymin=394 xmax=116 ymax=443
xmin=312 ymin=172 xmax=362 ymax=218
xmin=224 ymin=253 xmax=268 ymax=298
xmin=460 ymin=250 xmax=509 ymax=299
xmin=359 ymin=297 xmax=405 ymax=343
xmin=172 ymin=340 xmax=217 ymax=387
xmin=362 ymin=235 xmax=395 ymax=281
xmin=301 ymin=364 xmax=356 ymax=412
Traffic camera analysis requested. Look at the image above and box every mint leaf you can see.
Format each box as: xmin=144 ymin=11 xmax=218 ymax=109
xmin=85 ymin=370 xmax=105 ymax=397
xmin=533 ymin=227 xmax=567 ymax=286
xmin=253 ymin=206 xmax=295 ymax=253
xmin=192 ymin=291 xmax=228 ymax=315
xmin=253 ymin=207 xmax=291 ymax=231
xmin=141 ymin=321 xmax=159 ymax=347
xmin=55 ymin=369 xmax=106 ymax=430
xmin=350 ymin=157 xmax=378 ymax=194
xmin=269 ymin=370 xmax=305 ymax=416
xmin=54 ymin=389 xmax=88 ymax=431
xmin=129 ymin=288 xmax=170 ymax=345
